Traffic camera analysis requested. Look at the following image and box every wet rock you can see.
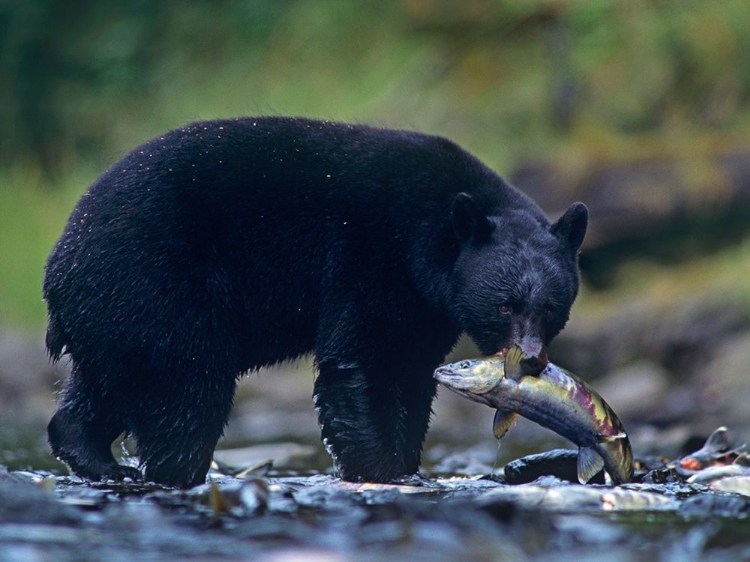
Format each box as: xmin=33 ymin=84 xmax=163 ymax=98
xmin=437 ymin=476 xmax=504 ymax=496
xmin=479 ymin=480 xmax=683 ymax=513
xmin=212 ymin=443 xmax=321 ymax=473
xmin=504 ymin=449 xmax=605 ymax=485
xmin=622 ymin=481 xmax=700 ymax=500
xmin=709 ymin=476 xmax=750 ymax=497
xmin=633 ymin=455 xmax=670 ymax=471
xmin=688 ymin=466 xmax=750 ymax=485
xmin=476 ymin=481 xmax=606 ymax=512
xmin=600 ymin=489 xmax=676 ymax=511
xmin=187 ymin=480 xmax=270 ymax=517
xmin=2 ymin=466 xmax=750 ymax=561
xmin=291 ymin=483 xmax=366 ymax=512
xmin=0 ymin=465 xmax=49 ymax=486
xmin=639 ymin=466 xmax=680 ymax=485
xmin=0 ymin=468 xmax=81 ymax=525
xmin=679 ymin=493 xmax=750 ymax=518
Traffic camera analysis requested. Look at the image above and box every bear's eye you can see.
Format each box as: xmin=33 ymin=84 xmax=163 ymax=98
xmin=545 ymin=308 xmax=555 ymax=320
xmin=499 ymin=304 xmax=512 ymax=315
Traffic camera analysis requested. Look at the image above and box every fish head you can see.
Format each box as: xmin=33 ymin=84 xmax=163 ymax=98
xmin=448 ymin=196 xmax=587 ymax=376
xmin=434 ymin=358 xmax=505 ymax=407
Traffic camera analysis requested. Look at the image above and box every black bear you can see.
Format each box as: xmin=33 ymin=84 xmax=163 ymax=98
xmin=44 ymin=117 xmax=587 ymax=487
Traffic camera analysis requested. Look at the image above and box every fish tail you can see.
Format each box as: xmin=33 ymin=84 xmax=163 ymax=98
xmin=704 ymin=426 xmax=731 ymax=453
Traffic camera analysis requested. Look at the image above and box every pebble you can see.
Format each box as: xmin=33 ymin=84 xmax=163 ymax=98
xmin=709 ymin=476 xmax=750 ymax=497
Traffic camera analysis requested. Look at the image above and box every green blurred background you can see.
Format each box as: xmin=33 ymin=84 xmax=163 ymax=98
xmin=3 ymin=0 xmax=750 ymax=327
xmin=3 ymin=0 xmax=750 ymax=467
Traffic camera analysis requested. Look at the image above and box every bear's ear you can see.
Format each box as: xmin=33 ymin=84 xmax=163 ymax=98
xmin=452 ymin=193 xmax=493 ymax=244
xmin=550 ymin=202 xmax=588 ymax=254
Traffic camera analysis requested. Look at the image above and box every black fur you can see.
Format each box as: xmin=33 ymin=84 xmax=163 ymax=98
xmin=44 ymin=117 xmax=587 ymax=487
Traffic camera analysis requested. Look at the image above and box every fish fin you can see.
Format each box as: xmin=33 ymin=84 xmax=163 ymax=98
xmin=503 ymin=345 xmax=525 ymax=381
xmin=493 ymin=409 xmax=517 ymax=439
xmin=598 ymin=432 xmax=627 ymax=443
xmin=577 ymin=446 xmax=605 ymax=484
xmin=704 ymin=426 xmax=731 ymax=453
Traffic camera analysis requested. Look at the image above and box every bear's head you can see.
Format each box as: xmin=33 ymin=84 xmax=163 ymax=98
xmin=449 ymin=193 xmax=588 ymax=375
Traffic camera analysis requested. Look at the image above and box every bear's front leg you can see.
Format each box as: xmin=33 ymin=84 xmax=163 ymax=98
xmin=313 ymin=360 xmax=437 ymax=482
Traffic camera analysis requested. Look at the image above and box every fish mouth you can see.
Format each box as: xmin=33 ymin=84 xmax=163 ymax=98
xmin=433 ymin=367 xmax=480 ymax=392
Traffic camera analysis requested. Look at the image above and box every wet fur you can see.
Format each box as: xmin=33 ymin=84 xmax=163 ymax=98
xmin=44 ymin=117 xmax=586 ymax=487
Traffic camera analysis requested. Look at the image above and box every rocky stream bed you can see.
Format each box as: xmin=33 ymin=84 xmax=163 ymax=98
xmin=4 ymin=146 xmax=750 ymax=560
xmin=2 ymin=432 xmax=750 ymax=562
xmin=2 ymin=328 xmax=750 ymax=561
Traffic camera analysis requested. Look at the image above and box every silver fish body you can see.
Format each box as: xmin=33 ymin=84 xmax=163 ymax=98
xmin=434 ymin=346 xmax=634 ymax=484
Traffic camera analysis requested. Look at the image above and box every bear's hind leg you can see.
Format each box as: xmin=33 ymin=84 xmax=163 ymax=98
xmin=128 ymin=368 xmax=237 ymax=488
xmin=48 ymin=366 xmax=140 ymax=482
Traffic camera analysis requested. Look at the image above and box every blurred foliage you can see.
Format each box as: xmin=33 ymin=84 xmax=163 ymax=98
xmin=4 ymin=0 xmax=750 ymax=174
xmin=2 ymin=0 xmax=750 ymax=326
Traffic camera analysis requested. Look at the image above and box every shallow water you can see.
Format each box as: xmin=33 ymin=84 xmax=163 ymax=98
xmin=2 ymin=445 xmax=750 ymax=562
xmin=2 ymin=362 xmax=750 ymax=561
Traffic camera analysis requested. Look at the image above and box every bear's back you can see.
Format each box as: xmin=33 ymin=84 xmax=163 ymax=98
xmin=48 ymin=117 xmax=513 ymax=299
xmin=43 ymin=118 xmax=541 ymax=369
